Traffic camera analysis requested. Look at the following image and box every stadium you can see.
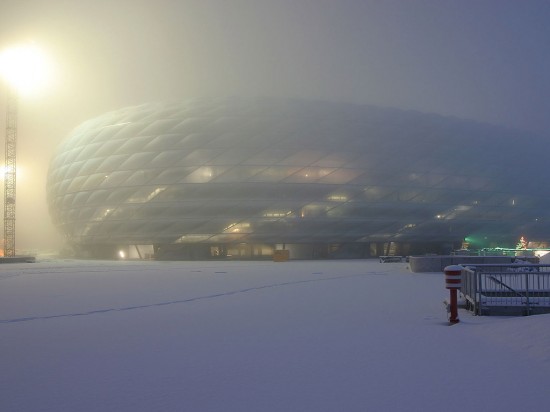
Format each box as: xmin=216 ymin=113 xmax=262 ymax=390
xmin=46 ymin=98 xmax=550 ymax=259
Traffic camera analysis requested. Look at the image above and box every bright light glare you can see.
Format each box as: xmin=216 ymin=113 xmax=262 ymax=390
xmin=0 ymin=44 xmax=54 ymax=96
xmin=0 ymin=166 xmax=25 ymax=181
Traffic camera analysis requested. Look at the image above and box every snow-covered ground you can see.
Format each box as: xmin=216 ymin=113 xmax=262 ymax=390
xmin=1 ymin=258 xmax=550 ymax=412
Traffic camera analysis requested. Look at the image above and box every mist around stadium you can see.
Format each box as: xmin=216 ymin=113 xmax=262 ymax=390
xmin=1 ymin=1 xmax=550 ymax=254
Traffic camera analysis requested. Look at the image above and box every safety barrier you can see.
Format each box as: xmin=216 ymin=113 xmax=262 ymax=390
xmin=461 ymin=263 xmax=550 ymax=316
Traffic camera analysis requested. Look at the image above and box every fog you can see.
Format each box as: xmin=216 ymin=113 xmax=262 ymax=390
xmin=1 ymin=0 xmax=549 ymax=252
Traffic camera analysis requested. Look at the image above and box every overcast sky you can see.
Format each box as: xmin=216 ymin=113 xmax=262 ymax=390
xmin=1 ymin=0 xmax=549 ymax=251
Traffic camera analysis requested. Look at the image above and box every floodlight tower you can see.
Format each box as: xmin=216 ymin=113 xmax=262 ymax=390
xmin=0 ymin=43 xmax=53 ymax=257
xmin=4 ymin=86 xmax=17 ymax=256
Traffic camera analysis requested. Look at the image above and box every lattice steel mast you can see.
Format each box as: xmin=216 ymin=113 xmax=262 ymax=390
xmin=4 ymin=88 xmax=17 ymax=257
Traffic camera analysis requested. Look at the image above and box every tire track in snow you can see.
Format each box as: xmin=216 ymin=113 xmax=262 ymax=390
xmin=0 ymin=271 xmax=388 ymax=324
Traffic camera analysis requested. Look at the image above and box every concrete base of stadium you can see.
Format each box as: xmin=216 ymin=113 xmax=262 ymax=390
xmin=68 ymin=240 xmax=463 ymax=261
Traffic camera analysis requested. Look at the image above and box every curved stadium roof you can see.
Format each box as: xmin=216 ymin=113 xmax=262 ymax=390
xmin=47 ymin=97 xmax=550 ymax=252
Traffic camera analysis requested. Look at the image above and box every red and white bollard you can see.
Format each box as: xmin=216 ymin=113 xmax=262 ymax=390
xmin=444 ymin=265 xmax=462 ymax=324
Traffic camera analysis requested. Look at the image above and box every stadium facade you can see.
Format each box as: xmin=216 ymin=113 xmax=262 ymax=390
xmin=47 ymin=98 xmax=550 ymax=259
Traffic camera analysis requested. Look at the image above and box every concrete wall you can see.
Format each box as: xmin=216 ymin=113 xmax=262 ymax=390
xmin=408 ymin=255 xmax=537 ymax=273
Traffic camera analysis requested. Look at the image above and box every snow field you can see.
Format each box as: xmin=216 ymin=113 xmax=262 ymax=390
xmin=1 ymin=259 xmax=550 ymax=411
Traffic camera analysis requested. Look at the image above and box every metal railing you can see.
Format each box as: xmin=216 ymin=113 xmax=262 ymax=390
xmin=460 ymin=263 xmax=550 ymax=316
